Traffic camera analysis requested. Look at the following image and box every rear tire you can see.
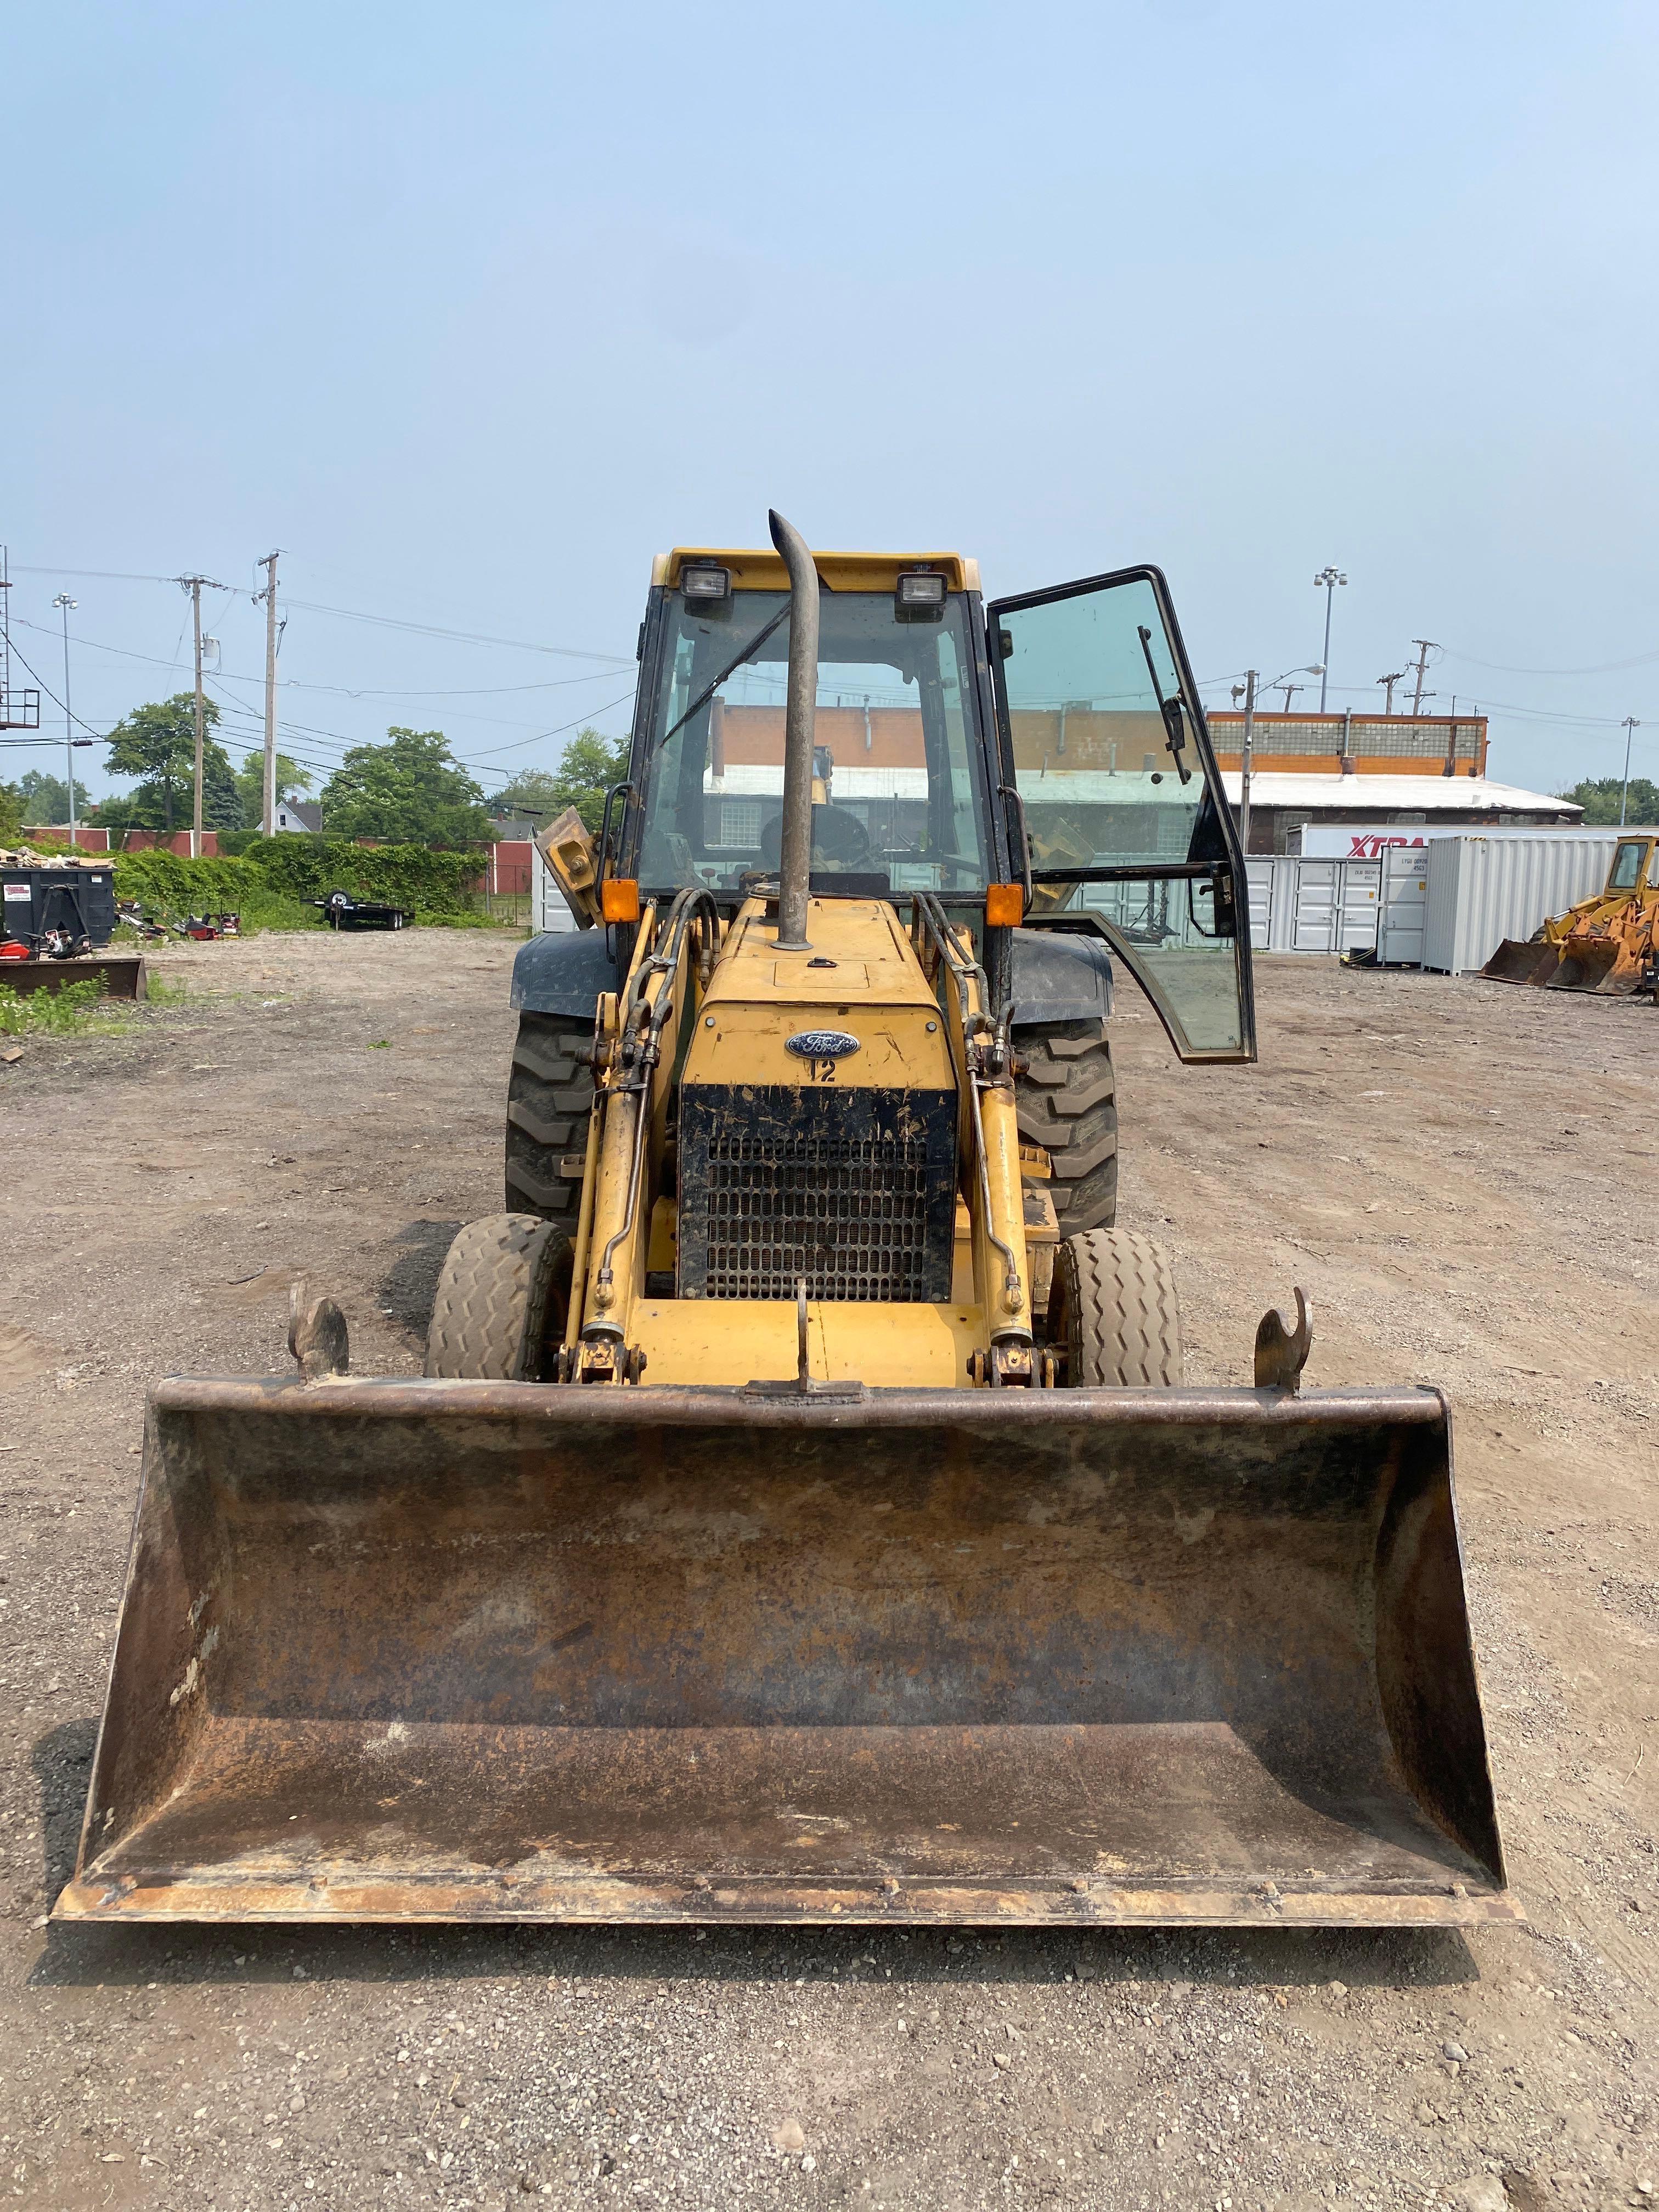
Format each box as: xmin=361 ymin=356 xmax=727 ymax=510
xmin=425 ymin=1214 xmax=573 ymax=1381
xmin=1014 ymin=1020 xmax=1118 ymax=1231
xmin=505 ymin=1011 xmax=595 ymax=1223
xmin=1051 ymin=1228 xmax=1182 ymax=1387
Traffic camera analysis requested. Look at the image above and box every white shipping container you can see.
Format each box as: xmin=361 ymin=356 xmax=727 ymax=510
xmin=1243 ymin=857 xmax=1379 ymax=953
xmin=1421 ymin=833 xmax=1620 ymax=974
xmin=1377 ymin=844 xmax=1430 ymax=965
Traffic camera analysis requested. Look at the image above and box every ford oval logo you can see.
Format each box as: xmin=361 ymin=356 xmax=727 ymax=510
xmin=785 ymin=1029 xmax=861 ymax=1060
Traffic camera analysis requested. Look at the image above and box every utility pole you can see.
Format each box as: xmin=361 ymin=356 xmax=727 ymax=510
xmin=52 ymin=593 xmax=78 ymax=832
xmin=177 ymin=575 xmax=223 ymax=855
xmin=1313 ymin=567 xmax=1346 ymax=712
xmin=255 ymin=552 xmax=280 ymax=835
xmin=1376 ymin=669 xmax=1407 ymax=715
xmin=1408 ymin=640 xmax=1438 ymax=718
xmin=1277 ymin=681 xmax=1305 ymax=714
xmin=1620 ymin=718 xmax=1641 ymax=825
xmin=1238 ymin=668 xmax=1258 ymax=854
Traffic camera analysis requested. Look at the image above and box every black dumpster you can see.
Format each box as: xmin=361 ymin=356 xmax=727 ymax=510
xmin=1 ymin=864 xmax=117 ymax=953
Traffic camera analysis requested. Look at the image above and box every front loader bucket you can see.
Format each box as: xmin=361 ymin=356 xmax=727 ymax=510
xmin=1545 ymin=932 xmax=1645 ymax=995
xmin=57 ymin=1378 xmax=1515 ymax=1930
xmin=1481 ymin=936 xmax=1561 ymax=985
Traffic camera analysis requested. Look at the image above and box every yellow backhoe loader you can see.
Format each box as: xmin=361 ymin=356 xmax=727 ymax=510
xmin=57 ymin=516 xmax=1513 ymax=1931
xmin=1482 ymin=831 xmax=1659 ymax=991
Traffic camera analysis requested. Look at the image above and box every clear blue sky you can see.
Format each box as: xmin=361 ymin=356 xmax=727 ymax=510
xmin=5 ymin=0 xmax=1657 ymax=804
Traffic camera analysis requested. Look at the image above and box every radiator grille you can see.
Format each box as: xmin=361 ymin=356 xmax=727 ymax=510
xmin=706 ymin=1132 xmax=932 ymax=1301
xmin=678 ymin=1086 xmax=957 ymax=1303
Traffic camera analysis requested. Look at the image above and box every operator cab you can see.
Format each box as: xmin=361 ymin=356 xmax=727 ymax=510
xmin=604 ymin=544 xmax=1256 ymax=1063
xmin=633 ymin=550 xmax=992 ymax=906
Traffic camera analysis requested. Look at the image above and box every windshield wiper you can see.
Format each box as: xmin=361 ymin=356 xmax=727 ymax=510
xmin=655 ymin=600 xmax=795 ymax=755
xmin=1136 ymin=625 xmax=1194 ymax=785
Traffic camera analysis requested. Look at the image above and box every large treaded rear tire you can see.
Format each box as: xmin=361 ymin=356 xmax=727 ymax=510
xmin=1051 ymin=1228 xmax=1182 ymax=1387
xmin=505 ymin=1010 xmax=596 ymax=1223
xmin=425 ymin=1214 xmax=572 ymax=1381
xmin=1014 ymin=1019 xmax=1118 ymax=1232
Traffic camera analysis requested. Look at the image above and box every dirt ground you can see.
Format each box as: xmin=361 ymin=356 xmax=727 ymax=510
xmin=1 ymin=929 xmax=1654 ymax=2212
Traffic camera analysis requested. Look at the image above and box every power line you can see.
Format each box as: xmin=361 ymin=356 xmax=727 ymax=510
xmin=8 ymin=566 xmax=633 ymax=663
xmin=13 ymin=616 xmax=627 ymax=721
xmin=2 ymin=635 xmax=108 ymax=738
xmin=10 ymin=565 xmax=177 ymax=584
xmin=279 ymin=596 xmax=632 ymax=665
xmin=1440 ymin=641 xmax=1659 ymax=678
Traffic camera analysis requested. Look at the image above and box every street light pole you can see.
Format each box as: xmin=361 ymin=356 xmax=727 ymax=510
xmin=1313 ymin=567 xmax=1346 ymax=713
xmin=1620 ymin=718 xmax=1641 ymax=826
xmin=52 ymin=593 xmax=78 ymax=834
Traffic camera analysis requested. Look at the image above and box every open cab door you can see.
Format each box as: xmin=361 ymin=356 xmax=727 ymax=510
xmin=988 ymin=566 xmax=1255 ymax=1063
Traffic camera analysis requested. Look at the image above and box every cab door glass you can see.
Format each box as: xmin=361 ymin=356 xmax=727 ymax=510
xmin=988 ymin=568 xmax=1254 ymax=1062
xmin=1607 ymin=840 xmax=1645 ymax=893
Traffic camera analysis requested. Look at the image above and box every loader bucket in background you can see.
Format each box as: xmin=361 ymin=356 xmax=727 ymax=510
xmin=1481 ymin=936 xmax=1562 ymax=986
xmin=56 ymin=1378 xmax=1516 ymax=1930
xmin=1545 ymin=923 xmax=1651 ymax=995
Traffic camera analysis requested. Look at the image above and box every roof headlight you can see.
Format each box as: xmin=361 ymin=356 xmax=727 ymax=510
xmin=681 ymin=563 xmax=730 ymax=601
xmin=895 ymin=568 xmax=947 ymax=618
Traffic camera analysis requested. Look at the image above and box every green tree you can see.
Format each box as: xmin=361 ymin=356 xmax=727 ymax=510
xmin=104 ymin=695 xmax=240 ymax=831
xmin=483 ymin=768 xmax=564 ymax=825
xmin=533 ymin=728 xmax=632 ymax=836
xmin=1558 ymin=775 xmax=1659 ymax=826
xmin=0 ymin=782 xmax=24 ymax=844
xmin=233 ymin=749 xmax=313 ymax=829
xmin=319 ymin=728 xmax=490 ymax=847
xmin=19 ymin=769 xmax=89 ymax=825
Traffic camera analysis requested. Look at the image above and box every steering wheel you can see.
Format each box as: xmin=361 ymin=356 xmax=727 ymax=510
xmin=759 ymin=805 xmax=871 ymax=870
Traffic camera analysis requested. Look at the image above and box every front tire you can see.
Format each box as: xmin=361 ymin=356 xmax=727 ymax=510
xmin=505 ymin=1011 xmax=596 ymax=1223
xmin=425 ymin=1214 xmax=573 ymax=1380
xmin=1014 ymin=1020 xmax=1118 ymax=1232
xmin=1050 ymin=1228 xmax=1182 ymax=1387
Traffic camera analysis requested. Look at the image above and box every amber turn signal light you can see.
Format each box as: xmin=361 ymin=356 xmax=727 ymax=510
xmin=601 ymin=878 xmax=641 ymax=924
xmin=985 ymin=882 xmax=1024 ymax=928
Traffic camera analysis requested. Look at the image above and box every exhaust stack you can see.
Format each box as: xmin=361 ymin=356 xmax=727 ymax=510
xmin=768 ymin=508 xmax=819 ymax=951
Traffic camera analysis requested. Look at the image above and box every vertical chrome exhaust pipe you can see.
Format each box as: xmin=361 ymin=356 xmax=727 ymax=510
xmin=768 ymin=508 xmax=818 ymax=951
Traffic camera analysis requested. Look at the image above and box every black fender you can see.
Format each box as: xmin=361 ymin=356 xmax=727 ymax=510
xmin=1008 ymin=926 xmax=1113 ymax=1028
xmin=510 ymin=928 xmax=619 ymax=1020
xmin=510 ymin=918 xmax=1110 ymax=1026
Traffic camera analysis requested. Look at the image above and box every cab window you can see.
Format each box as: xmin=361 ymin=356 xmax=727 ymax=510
xmin=636 ymin=590 xmax=991 ymax=900
xmin=1607 ymin=840 xmax=1647 ymax=893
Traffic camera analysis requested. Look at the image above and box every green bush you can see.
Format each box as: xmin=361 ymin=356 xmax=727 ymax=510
xmin=107 ymin=837 xmax=496 ymax=933
xmin=0 ymin=977 xmax=111 ymax=1036
xmin=241 ymin=835 xmax=482 ymax=913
